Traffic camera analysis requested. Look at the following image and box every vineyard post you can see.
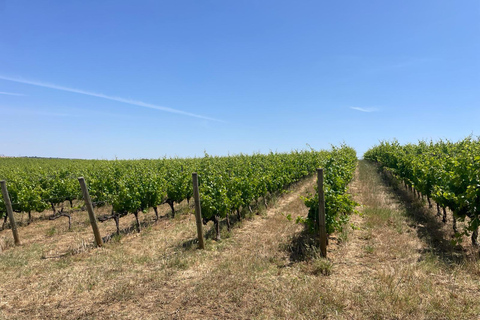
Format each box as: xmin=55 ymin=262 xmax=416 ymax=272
xmin=78 ymin=177 xmax=103 ymax=247
xmin=192 ymin=173 xmax=205 ymax=250
xmin=0 ymin=181 xmax=21 ymax=246
xmin=317 ymin=169 xmax=327 ymax=257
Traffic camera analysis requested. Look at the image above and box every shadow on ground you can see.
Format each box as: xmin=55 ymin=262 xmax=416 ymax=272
xmin=285 ymin=228 xmax=322 ymax=263
xmin=376 ymin=165 xmax=472 ymax=264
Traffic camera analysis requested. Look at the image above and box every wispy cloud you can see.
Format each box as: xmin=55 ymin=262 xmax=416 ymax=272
xmin=0 ymin=75 xmax=224 ymax=122
xmin=350 ymin=107 xmax=379 ymax=113
xmin=0 ymin=91 xmax=25 ymax=96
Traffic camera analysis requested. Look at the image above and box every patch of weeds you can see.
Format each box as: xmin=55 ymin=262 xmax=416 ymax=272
xmin=214 ymin=238 xmax=231 ymax=252
xmin=167 ymin=253 xmax=190 ymax=270
xmin=54 ymin=257 xmax=72 ymax=269
xmin=75 ymin=283 xmax=86 ymax=294
xmin=360 ymin=229 xmax=373 ymax=241
xmin=2 ymin=243 xmax=43 ymax=268
xmin=364 ymin=244 xmax=375 ymax=254
xmin=173 ymin=212 xmax=187 ymax=221
xmin=257 ymin=204 xmax=267 ymax=217
xmin=1 ymin=236 xmax=14 ymax=250
xmin=111 ymin=233 xmax=122 ymax=243
xmin=204 ymin=237 xmax=229 ymax=251
xmin=133 ymin=255 xmax=153 ymax=265
xmin=205 ymin=238 xmax=216 ymax=249
xmin=338 ymin=226 xmax=350 ymax=244
xmin=394 ymin=219 xmax=404 ymax=234
xmin=268 ymin=255 xmax=285 ymax=268
xmin=141 ymin=224 xmax=153 ymax=237
xmin=86 ymin=281 xmax=96 ymax=291
xmin=311 ymin=258 xmax=333 ymax=276
xmin=269 ymin=194 xmax=279 ymax=207
xmin=244 ymin=207 xmax=255 ymax=220
xmin=46 ymin=227 xmax=57 ymax=237
xmin=248 ymin=257 xmax=270 ymax=273
xmin=281 ymin=212 xmax=293 ymax=221
xmin=2 ymin=253 xmax=29 ymax=268
xmin=364 ymin=207 xmax=392 ymax=228
xmin=220 ymin=226 xmax=232 ymax=239
xmin=357 ymin=210 xmax=365 ymax=217
xmin=104 ymin=282 xmax=135 ymax=302
xmin=70 ymin=224 xmax=84 ymax=232
xmin=463 ymin=259 xmax=480 ymax=276
xmin=418 ymin=249 xmax=440 ymax=269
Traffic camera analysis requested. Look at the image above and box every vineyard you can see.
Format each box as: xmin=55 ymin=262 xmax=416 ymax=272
xmin=365 ymin=137 xmax=480 ymax=246
xmin=0 ymin=145 xmax=357 ymax=247
xmin=1 ymin=141 xmax=479 ymax=319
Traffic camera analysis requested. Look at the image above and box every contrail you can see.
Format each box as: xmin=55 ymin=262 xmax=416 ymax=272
xmin=350 ymin=107 xmax=378 ymax=113
xmin=0 ymin=91 xmax=25 ymax=96
xmin=0 ymin=75 xmax=224 ymax=122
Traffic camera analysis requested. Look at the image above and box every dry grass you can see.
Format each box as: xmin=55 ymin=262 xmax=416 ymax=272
xmin=0 ymin=165 xmax=479 ymax=319
xmin=326 ymin=160 xmax=480 ymax=319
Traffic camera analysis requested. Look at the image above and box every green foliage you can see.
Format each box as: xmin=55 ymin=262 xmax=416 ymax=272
xmin=196 ymin=149 xmax=328 ymax=221
xmin=365 ymin=137 xmax=480 ymax=241
xmin=301 ymin=145 xmax=358 ymax=234
xmin=0 ymin=145 xmax=357 ymax=237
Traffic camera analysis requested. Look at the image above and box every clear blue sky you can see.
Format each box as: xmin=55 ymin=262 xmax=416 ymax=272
xmin=0 ymin=0 xmax=479 ymax=159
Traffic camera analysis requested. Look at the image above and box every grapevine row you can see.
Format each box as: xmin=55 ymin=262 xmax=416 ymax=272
xmin=302 ymin=146 xmax=358 ymax=236
xmin=1 ymin=146 xmax=357 ymax=241
xmin=365 ymin=138 xmax=480 ymax=246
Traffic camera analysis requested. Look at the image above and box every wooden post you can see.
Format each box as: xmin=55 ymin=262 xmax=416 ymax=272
xmin=192 ymin=173 xmax=205 ymax=250
xmin=78 ymin=177 xmax=103 ymax=247
xmin=317 ymin=169 xmax=327 ymax=257
xmin=0 ymin=180 xmax=21 ymax=246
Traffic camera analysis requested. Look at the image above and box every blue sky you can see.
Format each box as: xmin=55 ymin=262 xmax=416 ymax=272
xmin=0 ymin=0 xmax=479 ymax=159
